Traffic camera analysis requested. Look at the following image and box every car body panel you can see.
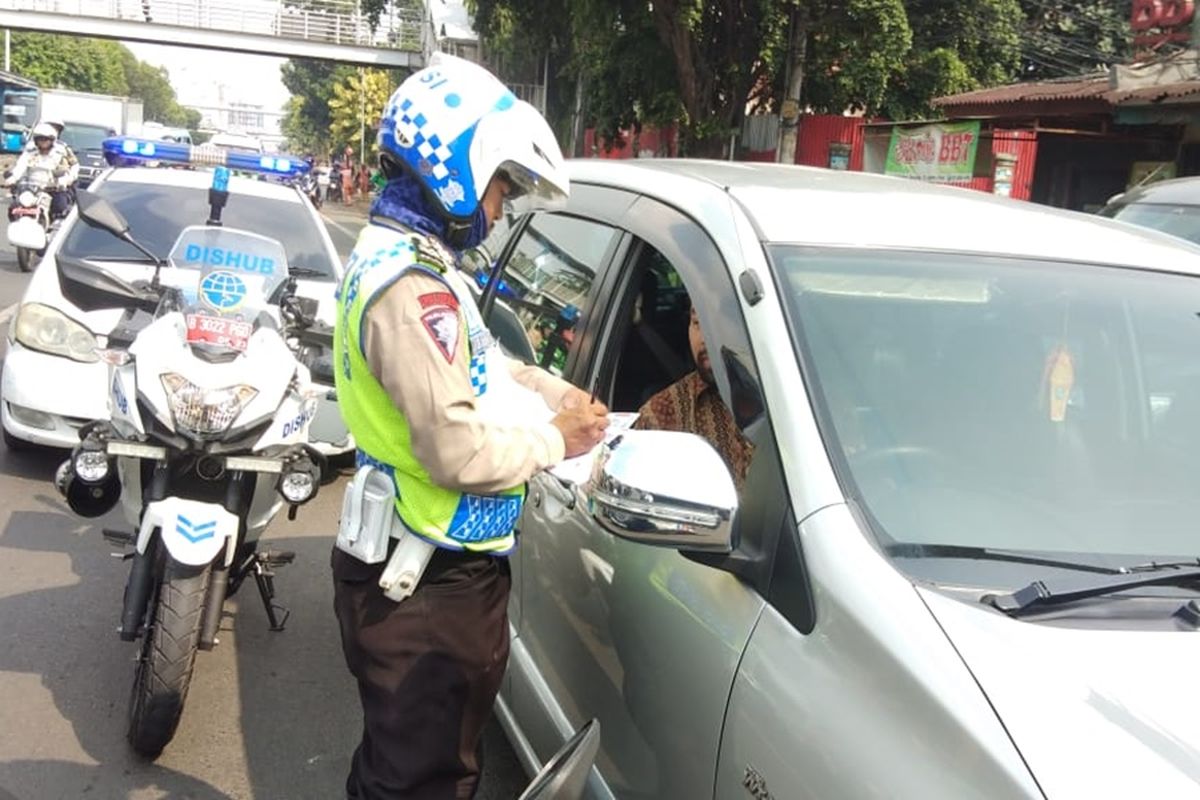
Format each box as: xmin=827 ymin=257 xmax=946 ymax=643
xmin=511 ymin=473 xmax=764 ymax=799
xmin=922 ymin=587 xmax=1200 ymax=798
xmin=717 ymin=504 xmax=1042 ymax=800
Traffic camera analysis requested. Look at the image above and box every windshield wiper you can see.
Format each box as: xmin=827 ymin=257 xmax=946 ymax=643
xmin=287 ymin=266 xmax=327 ymax=278
xmin=983 ymin=559 xmax=1200 ymax=616
xmin=84 ymin=255 xmax=161 ymax=264
xmin=886 ymin=543 xmax=1119 ymax=575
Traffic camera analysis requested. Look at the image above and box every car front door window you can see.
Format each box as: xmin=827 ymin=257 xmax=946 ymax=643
xmin=487 ymin=212 xmax=617 ymax=375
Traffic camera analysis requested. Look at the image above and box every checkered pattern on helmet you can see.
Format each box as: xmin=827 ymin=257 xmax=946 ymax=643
xmin=394 ymin=98 xmax=453 ymax=180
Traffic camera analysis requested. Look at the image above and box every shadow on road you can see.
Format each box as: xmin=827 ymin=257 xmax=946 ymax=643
xmin=0 ymin=473 xmax=526 ymax=798
xmin=0 ymin=503 xmax=233 ymax=799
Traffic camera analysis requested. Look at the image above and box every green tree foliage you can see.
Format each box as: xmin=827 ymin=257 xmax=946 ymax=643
xmin=328 ymin=68 xmax=395 ymax=163
xmin=880 ymin=0 xmax=1022 ymax=119
xmin=10 ymin=33 xmax=128 ymax=95
xmin=281 ymin=58 xmax=355 ymax=155
xmin=10 ymin=33 xmax=200 ymax=126
xmin=1018 ymin=0 xmax=1132 ymax=79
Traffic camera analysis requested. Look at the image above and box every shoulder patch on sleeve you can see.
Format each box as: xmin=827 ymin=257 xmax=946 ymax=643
xmin=418 ymin=291 xmax=459 ymax=310
xmin=421 ymin=306 xmax=461 ymax=363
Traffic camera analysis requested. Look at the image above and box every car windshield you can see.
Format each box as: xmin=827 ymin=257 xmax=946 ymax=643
xmin=1106 ymin=202 xmax=1200 ymax=246
xmin=59 ymin=178 xmax=337 ymax=279
xmin=61 ymin=124 xmax=111 ymax=153
xmin=771 ymin=246 xmax=1200 ymax=585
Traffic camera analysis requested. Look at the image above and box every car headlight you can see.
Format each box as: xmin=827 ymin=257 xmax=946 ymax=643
xmin=14 ymin=303 xmax=99 ymax=363
xmin=160 ymin=373 xmax=258 ymax=436
xmin=17 ymin=190 xmax=35 ymax=207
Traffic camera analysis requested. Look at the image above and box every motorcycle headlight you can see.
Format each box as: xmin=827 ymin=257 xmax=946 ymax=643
xmin=17 ymin=190 xmax=35 ymax=207
xmin=13 ymin=303 xmax=99 ymax=363
xmin=160 ymin=373 xmax=258 ymax=436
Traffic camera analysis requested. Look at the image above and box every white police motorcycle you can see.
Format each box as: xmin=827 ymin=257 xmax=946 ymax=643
xmin=53 ymin=175 xmax=326 ymax=758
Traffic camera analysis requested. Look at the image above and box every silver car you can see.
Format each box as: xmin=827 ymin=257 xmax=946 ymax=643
xmin=473 ymin=160 xmax=1200 ymax=799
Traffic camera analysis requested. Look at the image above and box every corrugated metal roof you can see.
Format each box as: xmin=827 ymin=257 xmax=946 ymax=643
xmin=933 ymin=74 xmax=1111 ymax=108
xmin=935 ymin=73 xmax=1200 ymax=110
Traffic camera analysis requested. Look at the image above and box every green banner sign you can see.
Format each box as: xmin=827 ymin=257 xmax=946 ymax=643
xmin=885 ymin=121 xmax=981 ymax=183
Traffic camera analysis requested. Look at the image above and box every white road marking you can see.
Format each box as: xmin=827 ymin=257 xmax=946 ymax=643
xmin=320 ymin=213 xmax=360 ymax=240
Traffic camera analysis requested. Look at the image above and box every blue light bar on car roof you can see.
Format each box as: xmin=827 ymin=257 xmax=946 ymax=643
xmin=101 ymin=137 xmax=310 ymax=177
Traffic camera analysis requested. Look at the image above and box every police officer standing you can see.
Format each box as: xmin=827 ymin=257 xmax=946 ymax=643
xmin=332 ymin=54 xmax=608 ymax=800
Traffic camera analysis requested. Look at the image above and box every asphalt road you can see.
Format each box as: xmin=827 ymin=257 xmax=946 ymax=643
xmin=0 ymin=205 xmax=528 ymax=800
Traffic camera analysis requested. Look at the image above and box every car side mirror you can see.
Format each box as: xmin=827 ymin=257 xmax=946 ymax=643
xmin=517 ymin=719 xmax=599 ymax=800
xmin=587 ymin=430 xmax=737 ymax=553
xmin=76 ymin=191 xmax=130 ymax=236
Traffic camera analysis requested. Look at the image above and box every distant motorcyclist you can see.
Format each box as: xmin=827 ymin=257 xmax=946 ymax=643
xmin=9 ymin=121 xmax=78 ymax=219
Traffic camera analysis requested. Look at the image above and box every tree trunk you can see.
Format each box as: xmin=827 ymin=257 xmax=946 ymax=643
xmin=777 ymin=9 xmax=807 ymax=164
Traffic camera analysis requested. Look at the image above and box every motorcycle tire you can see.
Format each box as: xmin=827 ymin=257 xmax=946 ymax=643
xmin=127 ymin=557 xmax=212 ymax=758
xmin=15 ymin=247 xmax=32 ymax=272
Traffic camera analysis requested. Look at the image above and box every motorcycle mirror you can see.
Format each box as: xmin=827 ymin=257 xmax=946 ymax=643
xmin=76 ymin=191 xmax=130 ymax=236
xmin=516 ymin=719 xmax=600 ymax=800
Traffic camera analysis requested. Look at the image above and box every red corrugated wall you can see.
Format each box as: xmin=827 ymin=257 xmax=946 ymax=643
xmin=795 ymin=115 xmax=866 ymax=170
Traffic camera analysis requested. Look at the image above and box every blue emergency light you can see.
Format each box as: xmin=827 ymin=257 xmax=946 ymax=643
xmin=101 ymin=137 xmax=310 ymax=178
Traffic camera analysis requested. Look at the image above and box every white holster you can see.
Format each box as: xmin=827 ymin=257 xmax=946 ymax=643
xmin=336 ymin=465 xmax=436 ymax=603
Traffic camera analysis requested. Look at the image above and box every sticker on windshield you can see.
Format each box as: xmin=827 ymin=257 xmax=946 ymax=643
xmin=1045 ymin=345 xmax=1074 ymax=423
xmin=199 ymin=270 xmax=248 ymax=312
xmin=186 ymin=314 xmax=252 ymax=352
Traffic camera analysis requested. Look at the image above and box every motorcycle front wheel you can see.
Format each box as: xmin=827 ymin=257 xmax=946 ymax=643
xmin=127 ymin=556 xmax=212 ymax=758
xmin=15 ymin=246 xmax=32 ymax=272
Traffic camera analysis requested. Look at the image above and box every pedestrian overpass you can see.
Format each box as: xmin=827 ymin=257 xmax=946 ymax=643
xmin=0 ymin=0 xmax=425 ymax=68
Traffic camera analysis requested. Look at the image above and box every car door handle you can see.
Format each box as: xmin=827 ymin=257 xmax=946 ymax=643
xmin=542 ymin=474 xmax=576 ymax=511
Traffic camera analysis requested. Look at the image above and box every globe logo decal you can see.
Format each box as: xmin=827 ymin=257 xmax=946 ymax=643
xmin=200 ymin=270 xmax=247 ymax=311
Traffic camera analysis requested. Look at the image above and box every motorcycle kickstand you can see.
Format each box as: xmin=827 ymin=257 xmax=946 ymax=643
xmin=252 ymin=549 xmax=296 ymax=633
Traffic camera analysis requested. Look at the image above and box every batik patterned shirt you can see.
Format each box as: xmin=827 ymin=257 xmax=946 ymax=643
xmin=633 ymin=371 xmax=754 ymax=490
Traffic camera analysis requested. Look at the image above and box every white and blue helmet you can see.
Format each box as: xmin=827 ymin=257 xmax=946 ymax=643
xmin=378 ymin=53 xmax=569 ymax=225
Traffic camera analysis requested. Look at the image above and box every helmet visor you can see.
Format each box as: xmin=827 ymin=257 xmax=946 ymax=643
xmin=500 ymin=161 xmax=568 ymax=216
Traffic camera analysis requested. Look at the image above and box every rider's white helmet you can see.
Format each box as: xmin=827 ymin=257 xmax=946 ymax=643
xmin=377 ymin=52 xmax=568 ymax=225
xmin=40 ymin=118 xmax=64 ymax=133
xmin=31 ymin=122 xmax=57 ymax=140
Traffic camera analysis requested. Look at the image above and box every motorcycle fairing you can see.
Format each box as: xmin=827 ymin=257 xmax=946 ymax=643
xmin=137 ymin=496 xmax=239 ymax=567
xmin=110 ymin=362 xmax=144 ymax=436
xmin=129 ymin=314 xmax=298 ymax=437
xmin=8 ymin=216 xmax=46 ymax=250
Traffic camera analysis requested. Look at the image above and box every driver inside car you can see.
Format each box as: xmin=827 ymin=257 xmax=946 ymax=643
xmin=633 ymin=299 xmax=754 ymax=489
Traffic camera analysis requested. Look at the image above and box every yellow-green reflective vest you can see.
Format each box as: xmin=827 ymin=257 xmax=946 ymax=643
xmin=334 ymin=223 xmax=522 ymax=554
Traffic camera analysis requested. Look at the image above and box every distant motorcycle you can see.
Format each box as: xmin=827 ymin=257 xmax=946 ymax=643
xmin=7 ymin=176 xmax=52 ymax=272
xmin=300 ymin=172 xmax=322 ymax=209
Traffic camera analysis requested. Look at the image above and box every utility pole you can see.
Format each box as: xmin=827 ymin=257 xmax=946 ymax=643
xmin=5 ymin=30 xmax=10 ymax=72
xmin=358 ymin=66 xmax=366 ymax=168
xmin=776 ymin=7 xmax=805 ymax=164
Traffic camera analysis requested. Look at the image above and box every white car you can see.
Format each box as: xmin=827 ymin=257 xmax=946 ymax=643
xmin=2 ymin=165 xmax=351 ymax=454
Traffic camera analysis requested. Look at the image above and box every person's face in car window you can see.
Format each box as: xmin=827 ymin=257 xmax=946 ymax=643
xmin=689 ymin=305 xmax=713 ymax=385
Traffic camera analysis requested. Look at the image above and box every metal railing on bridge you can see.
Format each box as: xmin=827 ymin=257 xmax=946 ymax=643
xmin=0 ymin=0 xmax=423 ymax=54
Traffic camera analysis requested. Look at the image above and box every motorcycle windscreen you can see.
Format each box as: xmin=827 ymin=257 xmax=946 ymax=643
xmin=7 ymin=216 xmax=46 ymax=250
xmin=168 ymin=225 xmax=289 ymax=354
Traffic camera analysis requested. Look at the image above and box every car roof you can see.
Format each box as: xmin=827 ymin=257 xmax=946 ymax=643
xmin=100 ymin=166 xmax=303 ymax=202
xmin=1108 ymin=175 xmax=1200 ymax=207
xmin=567 ymin=159 xmax=1200 ymax=275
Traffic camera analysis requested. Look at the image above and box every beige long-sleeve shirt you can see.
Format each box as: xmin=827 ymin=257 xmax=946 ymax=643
xmin=362 ymin=270 xmax=573 ymax=495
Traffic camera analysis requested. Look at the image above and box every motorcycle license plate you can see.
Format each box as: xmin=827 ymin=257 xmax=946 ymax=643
xmin=185 ymin=314 xmax=252 ymax=351
xmin=7 ymin=216 xmax=45 ymax=250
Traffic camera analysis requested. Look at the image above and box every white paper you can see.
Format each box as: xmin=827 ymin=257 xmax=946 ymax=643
xmin=548 ymin=412 xmax=640 ymax=485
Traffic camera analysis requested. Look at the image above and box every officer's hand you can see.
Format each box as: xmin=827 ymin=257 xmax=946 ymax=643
xmin=551 ymin=405 xmax=609 ymax=459
xmin=559 ymin=387 xmax=608 ymax=417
